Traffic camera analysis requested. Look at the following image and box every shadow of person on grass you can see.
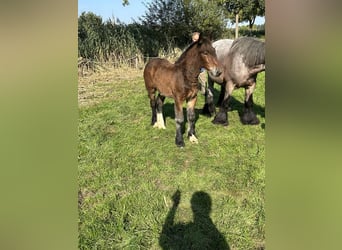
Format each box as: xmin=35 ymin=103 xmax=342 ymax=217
xmin=159 ymin=190 xmax=230 ymax=250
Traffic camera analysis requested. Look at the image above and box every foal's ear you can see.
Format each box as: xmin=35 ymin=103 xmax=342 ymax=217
xmin=197 ymin=33 xmax=204 ymax=45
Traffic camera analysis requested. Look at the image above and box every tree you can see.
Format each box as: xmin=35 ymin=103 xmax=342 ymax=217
xmin=140 ymin=0 xmax=190 ymax=51
xmin=220 ymin=0 xmax=265 ymax=38
xmin=240 ymin=0 xmax=265 ymax=29
xmin=184 ymin=0 xmax=228 ymax=39
xmin=140 ymin=0 xmax=227 ymax=53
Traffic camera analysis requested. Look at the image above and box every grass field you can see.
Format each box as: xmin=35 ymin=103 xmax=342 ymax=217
xmin=78 ymin=68 xmax=265 ymax=249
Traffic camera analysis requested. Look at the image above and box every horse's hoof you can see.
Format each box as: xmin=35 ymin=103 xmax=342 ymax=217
xmin=249 ymin=118 xmax=260 ymax=125
xmin=212 ymin=115 xmax=229 ymax=126
xmin=240 ymin=113 xmax=260 ymax=125
xmin=202 ymin=106 xmax=212 ymax=117
xmin=202 ymin=103 xmax=216 ymax=116
xmin=175 ymin=136 xmax=185 ymax=147
xmin=153 ymin=123 xmax=166 ymax=129
xmin=212 ymin=120 xmax=228 ymax=126
xmin=202 ymin=110 xmax=211 ymax=117
xmin=202 ymin=112 xmax=214 ymax=117
xmin=189 ymin=134 xmax=198 ymax=144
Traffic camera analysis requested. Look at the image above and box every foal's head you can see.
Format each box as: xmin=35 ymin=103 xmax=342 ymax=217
xmin=195 ymin=35 xmax=221 ymax=77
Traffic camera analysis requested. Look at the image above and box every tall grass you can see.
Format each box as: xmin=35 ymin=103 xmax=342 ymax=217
xmin=78 ymin=71 xmax=265 ymax=249
xmin=78 ymin=12 xmax=143 ymax=66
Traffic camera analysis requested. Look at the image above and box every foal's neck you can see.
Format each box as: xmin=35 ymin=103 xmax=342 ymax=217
xmin=177 ymin=48 xmax=202 ymax=84
xmin=183 ymin=63 xmax=201 ymax=84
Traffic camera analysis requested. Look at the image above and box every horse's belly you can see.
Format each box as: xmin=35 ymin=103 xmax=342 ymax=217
xmin=158 ymin=85 xmax=173 ymax=97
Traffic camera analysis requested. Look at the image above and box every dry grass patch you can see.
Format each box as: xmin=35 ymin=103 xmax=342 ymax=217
xmin=78 ymin=66 xmax=144 ymax=107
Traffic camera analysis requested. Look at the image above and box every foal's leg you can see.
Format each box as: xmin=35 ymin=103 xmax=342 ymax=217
xmin=174 ymin=98 xmax=185 ymax=147
xmin=212 ymin=80 xmax=235 ymax=126
xmin=202 ymin=77 xmax=216 ymax=117
xmin=153 ymin=94 xmax=166 ymax=129
xmin=148 ymin=88 xmax=157 ymax=126
xmin=187 ymin=96 xmax=198 ymax=144
xmin=241 ymin=80 xmax=260 ymax=125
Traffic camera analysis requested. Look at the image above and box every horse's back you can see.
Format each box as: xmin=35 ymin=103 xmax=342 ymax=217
xmin=228 ymin=37 xmax=265 ymax=85
xmin=229 ymin=37 xmax=265 ymax=66
xmin=212 ymin=39 xmax=234 ymax=62
xmin=143 ymin=58 xmax=179 ymax=97
xmin=144 ymin=58 xmax=170 ymax=85
xmin=212 ymin=39 xmax=234 ymax=51
xmin=144 ymin=58 xmax=174 ymax=76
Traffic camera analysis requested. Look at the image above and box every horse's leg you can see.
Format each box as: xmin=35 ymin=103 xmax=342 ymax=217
xmin=187 ymin=96 xmax=198 ymax=144
xmin=202 ymin=76 xmax=216 ymax=117
xmin=198 ymin=70 xmax=207 ymax=95
xmin=174 ymin=98 xmax=185 ymax=147
xmin=153 ymin=94 xmax=166 ymax=129
xmin=212 ymin=80 xmax=234 ymax=126
xmin=148 ymin=88 xmax=157 ymax=126
xmin=217 ymin=85 xmax=233 ymax=111
xmin=217 ymin=84 xmax=225 ymax=106
xmin=241 ymin=79 xmax=260 ymax=125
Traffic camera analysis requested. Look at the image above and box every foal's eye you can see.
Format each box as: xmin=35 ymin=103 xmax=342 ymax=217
xmin=203 ymin=51 xmax=208 ymax=56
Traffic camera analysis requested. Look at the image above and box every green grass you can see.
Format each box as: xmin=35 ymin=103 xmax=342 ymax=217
xmin=78 ymin=72 xmax=265 ymax=249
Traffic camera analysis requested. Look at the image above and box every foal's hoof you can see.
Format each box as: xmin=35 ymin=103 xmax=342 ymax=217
xmin=188 ymin=134 xmax=199 ymax=144
xmin=152 ymin=122 xmax=166 ymax=129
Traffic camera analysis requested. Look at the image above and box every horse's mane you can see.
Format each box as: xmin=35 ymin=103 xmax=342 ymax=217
xmin=175 ymin=36 xmax=212 ymax=64
xmin=175 ymin=41 xmax=198 ymax=64
xmin=229 ymin=37 xmax=265 ymax=67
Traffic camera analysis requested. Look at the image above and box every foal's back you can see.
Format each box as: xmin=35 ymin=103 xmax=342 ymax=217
xmin=144 ymin=58 xmax=182 ymax=98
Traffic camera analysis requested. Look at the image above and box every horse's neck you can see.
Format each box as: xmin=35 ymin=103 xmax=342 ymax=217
xmin=177 ymin=52 xmax=201 ymax=84
xmin=183 ymin=63 xmax=200 ymax=84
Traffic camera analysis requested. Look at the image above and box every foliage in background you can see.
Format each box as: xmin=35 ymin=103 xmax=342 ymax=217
xmin=140 ymin=0 xmax=229 ymax=49
xmin=239 ymin=24 xmax=265 ymax=38
xmin=140 ymin=0 xmax=190 ymax=51
xmin=184 ymin=0 xmax=228 ymax=39
xmin=78 ymin=0 xmax=265 ymax=65
xmin=220 ymin=0 xmax=265 ymax=28
xmin=78 ymin=12 xmax=104 ymax=60
xmin=78 ymin=12 xmax=140 ymax=63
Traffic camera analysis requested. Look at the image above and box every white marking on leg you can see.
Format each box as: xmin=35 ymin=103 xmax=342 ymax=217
xmin=153 ymin=112 xmax=166 ymax=129
xmin=189 ymin=134 xmax=198 ymax=144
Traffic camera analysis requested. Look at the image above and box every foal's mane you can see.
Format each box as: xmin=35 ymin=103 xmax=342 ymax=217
xmin=175 ymin=41 xmax=199 ymax=65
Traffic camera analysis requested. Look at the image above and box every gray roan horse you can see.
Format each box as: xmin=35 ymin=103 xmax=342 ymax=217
xmin=203 ymin=37 xmax=265 ymax=126
xmin=144 ymin=34 xmax=221 ymax=147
